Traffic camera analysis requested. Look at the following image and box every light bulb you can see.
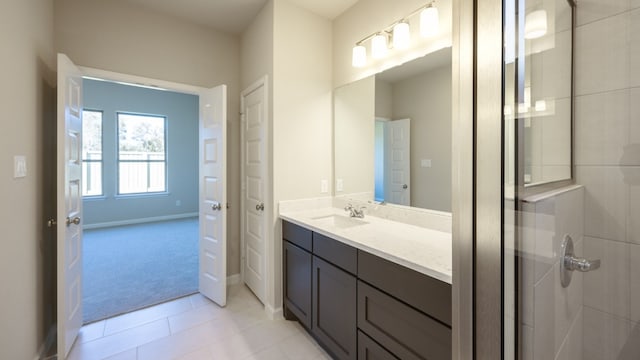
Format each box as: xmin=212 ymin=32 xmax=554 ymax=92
xmin=352 ymin=45 xmax=366 ymax=68
xmin=420 ymin=6 xmax=439 ymax=37
xmin=371 ymin=33 xmax=388 ymax=59
xmin=393 ymin=22 xmax=411 ymax=50
xmin=525 ymin=10 xmax=547 ymax=39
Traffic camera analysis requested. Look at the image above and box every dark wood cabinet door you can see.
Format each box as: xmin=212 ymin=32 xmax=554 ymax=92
xmin=283 ymin=241 xmax=312 ymax=329
xmin=358 ymin=331 xmax=399 ymax=360
xmin=312 ymin=256 xmax=357 ymax=360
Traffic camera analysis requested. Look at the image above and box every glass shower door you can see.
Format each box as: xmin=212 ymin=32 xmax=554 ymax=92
xmin=501 ymin=0 xmax=640 ymax=358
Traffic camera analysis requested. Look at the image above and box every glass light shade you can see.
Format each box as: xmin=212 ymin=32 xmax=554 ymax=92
xmin=420 ymin=6 xmax=439 ymax=37
xmin=352 ymin=45 xmax=367 ymax=68
xmin=524 ymin=10 xmax=547 ymax=39
xmin=393 ymin=22 xmax=411 ymax=50
xmin=371 ymin=33 xmax=388 ymax=59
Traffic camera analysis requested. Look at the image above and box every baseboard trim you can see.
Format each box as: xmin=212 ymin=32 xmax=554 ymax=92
xmin=266 ymin=305 xmax=283 ymax=320
xmin=83 ymin=212 xmax=198 ymax=230
xmin=227 ymin=273 xmax=241 ymax=285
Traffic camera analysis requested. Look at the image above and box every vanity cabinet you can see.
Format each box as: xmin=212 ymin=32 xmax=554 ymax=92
xmin=282 ymin=220 xmax=451 ymax=360
xmin=283 ymin=221 xmax=313 ymax=328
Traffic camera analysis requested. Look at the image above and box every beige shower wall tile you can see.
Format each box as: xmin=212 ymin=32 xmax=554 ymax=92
xmin=576 ymin=166 xmax=628 ymax=242
xmin=555 ymin=308 xmax=583 ymax=360
xmin=629 ymin=177 xmax=640 ymax=244
xmin=629 ymin=243 xmax=640 ymax=322
xmin=583 ymin=307 xmax=632 ymax=360
xmin=630 ymin=10 xmax=640 ymax=87
xmin=583 ymin=237 xmax=630 ymax=319
xmin=575 ymin=90 xmax=630 ymax=166
xmin=575 ymin=13 xmax=629 ymax=95
xmin=576 ymin=0 xmax=635 ymax=26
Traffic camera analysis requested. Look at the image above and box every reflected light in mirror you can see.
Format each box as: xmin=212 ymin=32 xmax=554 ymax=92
xmin=372 ymin=33 xmax=389 ymax=59
xmin=352 ymin=45 xmax=367 ymax=67
xmin=420 ymin=6 xmax=439 ymax=37
xmin=534 ymin=100 xmax=546 ymax=112
xmin=524 ymin=10 xmax=547 ymax=39
xmin=393 ymin=21 xmax=411 ymax=50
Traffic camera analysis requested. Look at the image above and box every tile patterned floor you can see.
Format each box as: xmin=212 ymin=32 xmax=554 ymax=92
xmin=68 ymin=284 xmax=331 ymax=360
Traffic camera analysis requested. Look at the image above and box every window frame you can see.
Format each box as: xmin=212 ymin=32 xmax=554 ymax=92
xmin=82 ymin=109 xmax=105 ymax=198
xmin=116 ymin=112 xmax=168 ymax=196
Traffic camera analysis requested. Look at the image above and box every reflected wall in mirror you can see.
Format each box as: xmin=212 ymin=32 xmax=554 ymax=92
xmin=334 ymin=47 xmax=452 ymax=212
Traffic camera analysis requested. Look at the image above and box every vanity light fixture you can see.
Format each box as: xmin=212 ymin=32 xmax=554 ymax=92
xmin=352 ymin=44 xmax=367 ymax=68
xmin=524 ymin=10 xmax=547 ymax=39
xmin=393 ymin=21 xmax=411 ymax=50
xmin=371 ymin=32 xmax=389 ymax=59
xmin=420 ymin=5 xmax=439 ymax=37
xmin=350 ymin=1 xmax=439 ymax=67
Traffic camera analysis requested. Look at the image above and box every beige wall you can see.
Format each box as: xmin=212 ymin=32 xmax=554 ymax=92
xmin=271 ymin=0 xmax=333 ymax=310
xmin=374 ymin=78 xmax=392 ymax=119
xmin=392 ymin=65 xmax=452 ymax=211
xmin=54 ymin=0 xmax=243 ymax=275
xmin=0 ymin=0 xmax=56 ymax=358
xmin=333 ymin=0 xmax=452 ymax=88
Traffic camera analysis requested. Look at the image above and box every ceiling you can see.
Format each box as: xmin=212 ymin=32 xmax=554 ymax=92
xmin=122 ymin=0 xmax=358 ymax=34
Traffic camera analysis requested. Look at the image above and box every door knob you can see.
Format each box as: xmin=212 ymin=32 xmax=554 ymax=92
xmin=256 ymin=203 xmax=265 ymax=211
xmin=403 ymin=184 xmax=408 ymax=189
xmin=65 ymin=216 xmax=81 ymax=226
xmin=47 ymin=218 xmax=57 ymax=228
xmin=560 ymin=234 xmax=600 ymax=288
xmin=211 ymin=202 xmax=222 ymax=211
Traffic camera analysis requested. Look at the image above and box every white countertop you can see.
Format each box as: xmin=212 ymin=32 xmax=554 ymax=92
xmin=280 ymin=207 xmax=452 ymax=284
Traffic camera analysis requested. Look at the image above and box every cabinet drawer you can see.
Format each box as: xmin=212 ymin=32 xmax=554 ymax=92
xmin=358 ymin=330 xmax=398 ymax=360
xmin=283 ymin=241 xmax=312 ymax=329
xmin=358 ymin=281 xmax=451 ymax=360
xmin=282 ymin=220 xmax=312 ymax=251
xmin=358 ymin=250 xmax=451 ymax=326
xmin=313 ymin=232 xmax=357 ymax=274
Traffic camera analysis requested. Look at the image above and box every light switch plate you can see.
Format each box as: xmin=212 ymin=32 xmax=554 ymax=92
xmin=14 ymin=156 xmax=27 ymax=178
xmin=336 ymin=179 xmax=344 ymax=192
xmin=421 ymin=159 xmax=432 ymax=168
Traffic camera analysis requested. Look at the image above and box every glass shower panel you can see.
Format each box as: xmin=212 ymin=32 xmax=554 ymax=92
xmin=502 ymin=0 xmax=584 ymax=358
xmin=503 ymin=0 xmax=640 ymax=358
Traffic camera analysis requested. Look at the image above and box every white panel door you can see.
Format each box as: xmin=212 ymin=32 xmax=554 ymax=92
xmin=384 ymin=119 xmax=411 ymax=206
xmin=241 ymin=80 xmax=267 ymax=303
xmin=57 ymin=53 xmax=83 ymax=359
xmin=198 ymin=85 xmax=227 ymax=306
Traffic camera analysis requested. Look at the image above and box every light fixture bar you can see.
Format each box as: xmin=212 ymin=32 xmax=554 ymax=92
xmin=351 ymin=1 xmax=438 ymax=68
xmin=353 ymin=1 xmax=437 ymax=47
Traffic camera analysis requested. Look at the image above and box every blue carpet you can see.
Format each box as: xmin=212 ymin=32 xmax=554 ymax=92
xmin=82 ymin=218 xmax=198 ymax=323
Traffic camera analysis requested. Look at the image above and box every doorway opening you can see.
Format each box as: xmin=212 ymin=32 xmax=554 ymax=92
xmin=81 ymin=77 xmax=200 ymax=323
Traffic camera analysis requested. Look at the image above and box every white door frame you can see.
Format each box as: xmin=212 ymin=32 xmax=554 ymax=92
xmin=239 ymin=76 xmax=270 ymax=304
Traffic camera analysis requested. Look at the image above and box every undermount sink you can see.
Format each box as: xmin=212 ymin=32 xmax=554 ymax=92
xmin=310 ymin=214 xmax=369 ymax=229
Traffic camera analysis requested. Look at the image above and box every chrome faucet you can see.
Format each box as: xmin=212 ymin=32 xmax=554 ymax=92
xmin=344 ymin=203 xmax=366 ymax=218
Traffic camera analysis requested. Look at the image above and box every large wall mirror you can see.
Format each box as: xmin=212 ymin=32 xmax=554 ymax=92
xmin=334 ymin=47 xmax=452 ymax=212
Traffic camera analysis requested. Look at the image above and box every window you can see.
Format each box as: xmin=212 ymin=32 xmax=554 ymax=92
xmin=82 ymin=110 xmax=103 ymax=196
xmin=117 ymin=113 xmax=167 ymax=194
